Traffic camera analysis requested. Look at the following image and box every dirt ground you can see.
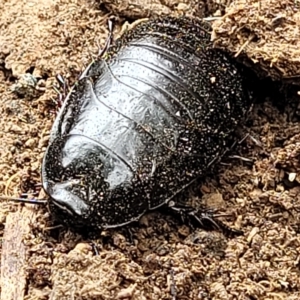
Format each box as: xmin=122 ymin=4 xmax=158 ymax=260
xmin=1 ymin=0 xmax=300 ymax=299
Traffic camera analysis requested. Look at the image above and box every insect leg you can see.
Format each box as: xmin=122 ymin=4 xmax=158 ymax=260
xmin=168 ymin=201 xmax=243 ymax=237
xmin=98 ymin=17 xmax=114 ymax=57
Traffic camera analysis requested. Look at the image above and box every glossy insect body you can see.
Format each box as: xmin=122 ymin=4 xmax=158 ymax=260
xmin=42 ymin=17 xmax=251 ymax=229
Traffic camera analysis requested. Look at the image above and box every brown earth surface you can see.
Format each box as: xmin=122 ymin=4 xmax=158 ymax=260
xmin=212 ymin=0 xmax=300 ymax=85
xmin=1 ymin=0 xmax=300 ymax=299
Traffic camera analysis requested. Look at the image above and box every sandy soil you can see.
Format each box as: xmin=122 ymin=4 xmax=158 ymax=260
xmin=1 ymin=0 xmax=300 ymax=299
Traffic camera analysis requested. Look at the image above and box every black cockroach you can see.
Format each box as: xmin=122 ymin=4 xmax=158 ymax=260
xmin=3 ymin=17 xmax=252 ymax=235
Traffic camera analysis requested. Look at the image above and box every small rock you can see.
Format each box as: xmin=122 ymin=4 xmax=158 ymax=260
xmin=116 ymin=283 xmax=137 ymax=299
xmin=288 ymin=172 xmax=297 ymax=182
xmin=10 ymin=73 xmax=44 ymax=99
xmin=10 ymin=124 xmax=23 ymax=133
xmin=25 ymin=138 xmax=36 ymax=148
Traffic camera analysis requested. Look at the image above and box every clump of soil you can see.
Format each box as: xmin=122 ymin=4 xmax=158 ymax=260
xmin=212 ymin=0 xmax=300 ymax=85
xmin=99 ymin=0 xmax=235 ymax=19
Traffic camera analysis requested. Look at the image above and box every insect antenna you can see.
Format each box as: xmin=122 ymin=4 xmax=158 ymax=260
xmin=0 ymin=195 xmax=47 ymax=205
